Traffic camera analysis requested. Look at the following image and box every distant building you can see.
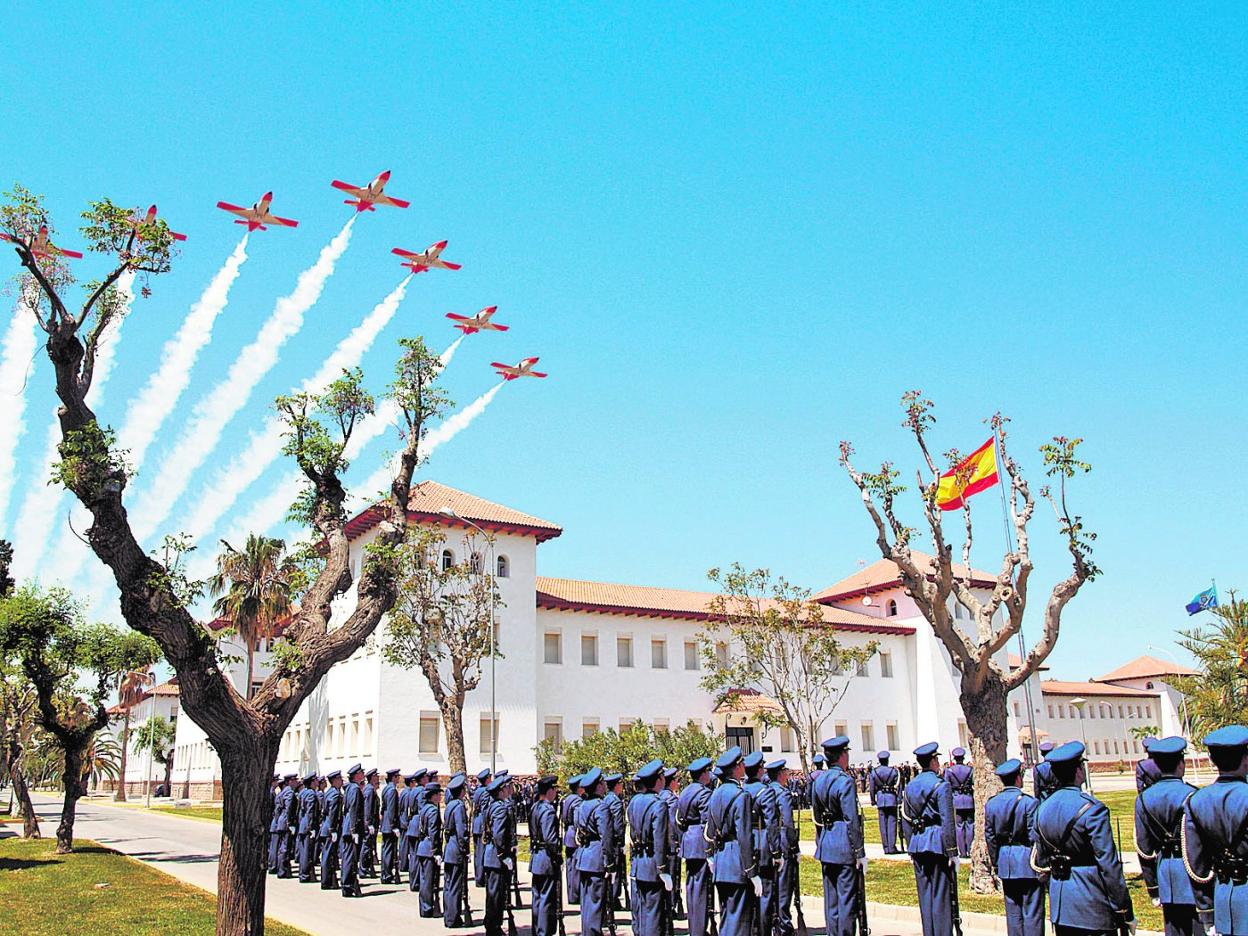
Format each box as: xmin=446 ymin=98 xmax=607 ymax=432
xmin=159 ymin=481 xmax=1193 ymax=795
xmin=102 ymin=677 xmax=180 ymax=797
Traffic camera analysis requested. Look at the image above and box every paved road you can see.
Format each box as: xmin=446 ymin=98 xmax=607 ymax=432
xmin=21 ymin=793 xmax=1073 ymax=936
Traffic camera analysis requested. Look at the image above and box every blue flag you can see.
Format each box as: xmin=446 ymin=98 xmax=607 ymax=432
xmin=1186 ymin=585 xmax=1218 ymax=616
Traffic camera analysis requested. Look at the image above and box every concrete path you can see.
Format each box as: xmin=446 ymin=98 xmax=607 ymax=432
xmin=20 ymin=794 xmax=1155 ymax=936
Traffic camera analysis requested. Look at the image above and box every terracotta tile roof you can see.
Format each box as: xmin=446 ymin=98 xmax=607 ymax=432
xmin=1041 ymin=680 xmax=1160 ymax=698
xmin=1093 ymin=655 xmax=1197 ymax=683
xmin=534 ymin=577 xmax=916 ymax=635
xmin=148 ymin=678 xmax=180 ymax=697
xmin=713 ymin=688 xmax=783 ymax=716
xmin=344 ymin=480 xmax=562 ymax=543
xmin=814 ymin=551 xmax=997 ymax=603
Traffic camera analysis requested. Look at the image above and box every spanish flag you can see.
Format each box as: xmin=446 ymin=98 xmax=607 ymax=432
xmin=935 ymin=437 xmax=1000 ymax=511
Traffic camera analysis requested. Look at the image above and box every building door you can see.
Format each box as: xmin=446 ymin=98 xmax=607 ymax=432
xmin=726 ymin=726 xmax=755 ymax=754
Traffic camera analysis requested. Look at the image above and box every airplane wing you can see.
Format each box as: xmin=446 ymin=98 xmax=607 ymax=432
xmin=431 ymin=260 xmax=462 ymax=270
xmin=446 ymin=313 xmax=471 ymax=322
xmin=528 ymin=371 xmax=548 ymax=378
xmin=265 ymin=215 xmax=299 ymax=228
xmin=391 ymin=247 xmax=421 ymax=259
xmin=491 ymin=362 xmax=519 ymax=374
xmin=331 ymin=180 xmax=367 ymax=197
xmin=216 ymin=202 xmax=250 ymax=218
xmin=373 ymin=195 xmax=410 ymax=209
xmin=54 ymin=246 xmax=85 ymax=259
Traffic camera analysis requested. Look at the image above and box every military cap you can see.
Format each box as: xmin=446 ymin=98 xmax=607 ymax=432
xmin=664 ymin=767 xmax=679 ymax=780
xmin=1038 ymin=741 xmax=1056 ymax=755
xmin=365 ymin=767 xmax=378 ymax=779
xmin=1047 ymin=741 xmax=1085 ymax=765
xmin=743 ymin=751 xmax=765 ymax=770
xmin=347 ymin=763 xmax=364 ymax=777
xmin=302 ymin=771 xmax=318 ymax=784
xmin=687 ymin=757 xmax=713 ymax=775
xmin=766 ymin=759 xmax=786 ymax=771
xmin=477 ymin=768 xmax=492 ymax=781
xmin=635 ymin=759 xmax=664 ymax=782
xmin=1142 ymin=736 xmax=1159 ymax=751
xmin=385 ymin=767 xmax=402 ymax=778
xmin=427 ymin=769 xmax=440 ymax=779
xmin=425 ymin=782 xmax=442 ymax=795
xmin=537 ymin=775 xmax=559 ymax=794
xmin=1205 ymin=726 xmax=1248 ymax=750
xmin=994 ymin=758 xmax=1022 ymax=779
xmin=951 ymin=747 xmax=967 ymax=759
xmin=913 ymin=741 xmax=940 ymax=758
xmin=715 ymin=746 xmax=743 ymax=770
xmin=403 ymin=771 xmax=420 ymax=782
xmin=497 ymin=769 xmax=511 ymax=779
xmin=486 ymin=775 xmax=510 ymax=794
xmin=604 ymin=772 xmax=623 ymax=785
xmin=712 ymin=765 xmax=724 ymax=778
xmin=326 ymin=769 xmax=342 ymax=781
xmin=582 ymin=766 xmax=604 ymax=788
xmin=1150 ymin=736 xmax=1186 ymax=756
xmin=812 ymin=754 xmax=826 ymax=767
xmin=568 ymin=774 xmax=583 ymax=790
xmin=821 ymin=735 xmax=851 ymax=754
xmin=447 ymin=773 xmax=467 ymax=794
xmin=877 ymin=751 xmax=890 ymax=762
xmin=413 ymin=767 xmax=429 ymax=780
xmin=272 ymin=774 xmax=281 ymax=782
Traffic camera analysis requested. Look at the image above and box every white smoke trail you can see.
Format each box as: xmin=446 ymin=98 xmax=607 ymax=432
xmin=128 ymin=218 xmax=356 ymax=545
xmin=438 ymin=336 xmax=464 ymax=370
xmin=0 ymin=298 xmax=39 ymax=531
xmin=119 ymin=235 xmax=249 ymax=471
xmin=11 ymin=274 xmax=133 ymax=583
xmin=178 ymin=275 xmax=412 ymax=546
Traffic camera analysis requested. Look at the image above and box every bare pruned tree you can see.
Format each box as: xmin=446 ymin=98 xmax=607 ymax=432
xmin=838 ymin=391 xmax=1098 ymax=892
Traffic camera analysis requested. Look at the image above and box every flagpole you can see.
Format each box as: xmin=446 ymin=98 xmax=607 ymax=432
xmin=994 ymin=428 xmax=1043 ymax=768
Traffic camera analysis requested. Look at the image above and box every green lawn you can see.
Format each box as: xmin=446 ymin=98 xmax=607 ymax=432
xmin=0 ymin=837 xmax=307 ymax=935
xmin=797 ymin=855 xmax=1162 ymax=932
xmin=148 ymin=805 xmax=224 ymax=823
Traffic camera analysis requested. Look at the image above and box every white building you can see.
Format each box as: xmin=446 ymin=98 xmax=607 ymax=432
xmin=103 ymin=677 xmax=181 ymax=797
xmin=166 ymin=481 xmax=1190 ymax=796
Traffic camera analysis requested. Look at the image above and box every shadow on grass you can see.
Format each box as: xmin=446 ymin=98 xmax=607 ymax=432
xmin=0 ymin=856 xmax=62 ymax=871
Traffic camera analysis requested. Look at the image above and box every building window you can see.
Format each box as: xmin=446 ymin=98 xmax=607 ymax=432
xmin=1118 ymin=705 xmax=1125 ymax=718
xmin=469 ymin=552 xmax=483 ymax=574
xmin=653 ymin=718 xmax=670 ymax=735
xmin=684 ymin=641 xmax=699 ymax=670
xmin=441 ymin=549 xmax=454 ymax=571
xmin=419 ymin=715 xmax=440 ymax=755
xmin=834 ymin=721 xmax=848 ymax=738
xmin=886 ymin=723 xmax=899 ymax=751
xmin=617 ymin=636 xmax=633 ymax=668
xmin=543 ymin=719 xmax=563 ymax=754
xmin=958 ymin=720 xmax=969 ymax=748
xmin=364 ymin=714 xmax=374 ymax=754
xmin=856 ymin=657 xmax=869 ymax=677
xmin=544 ymin=632 xmax=562 ymax=665
xmin=619 ymin=718 xmax=637 ymax=734
xmin=496 ymin=555 xmax=510 ymax=578
xmin=1058 ymin=705 xmax=1065 ymax=719
xmin=582 ymin=719 xmax=599 ymax=739
xmin=1013 ymin=702 xmax=1020 ymax=717
xmin=880 ymin=651 xmax=893 ymax=678
xmin=1089 ymin=705 xmax=1096 ymax=719
xmin=1047 ymin=705 xmax=1054 ymax=719
xmin=581 ymin=634 xmax=598 ymax=666
xmin=887 ymin=599 xmax=898 ymax=617
xmin=861 ymin=722 xmax=874 ymax=751
xmin=651 ymin=638 xmax=667 ymax=669
xmin=479 ymin=714 xmax=499 ymax=757
xmin=1094 ymin=740 xmax=1101 ymax=755
xmin=780 ymin=726 xmax=795 ymax=752
xmin=715 ymin=642 xmax=729 ymax=668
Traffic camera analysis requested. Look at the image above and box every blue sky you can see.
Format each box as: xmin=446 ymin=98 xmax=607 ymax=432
xmin=0 ymin=4 xmax=1244 ymax=679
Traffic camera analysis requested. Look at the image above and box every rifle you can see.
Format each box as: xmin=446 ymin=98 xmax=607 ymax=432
xmin=605 ymin=870 xmax=619 ymax=936
xmin=707 ymin=860 xmax=719 ymax=936
xmin=854 ymin=798 xmax=871 ymax=936
xmin=504 ymin=868 xmax=519 ymax=936
xmin=461 ymin=861 xmax=475 ymax=926
xmin=948 ymin=858 xmax=963 ymax=936
xmin=556 ymin=859 xmax=567 ymax=936
xmin=792 ymin=807 xmax=808 ymax=936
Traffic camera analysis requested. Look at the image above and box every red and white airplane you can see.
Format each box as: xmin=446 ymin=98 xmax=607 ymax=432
xmin=0 ymin=225 xmax=83 ymax=260
xmin=215 ymin=192 xmax=299 ymax=231
xmin=391 ymin=241 xmax=461 ymax=275
xmin=129 ymin=205 xmax=187 ymax=242
xmin=492 ymin=357 xmax=547 ymax=381
xmin=331 ymin=170 xmax=411 ymax=212
xmin=447 ymin=306 xmax=508 ymax=335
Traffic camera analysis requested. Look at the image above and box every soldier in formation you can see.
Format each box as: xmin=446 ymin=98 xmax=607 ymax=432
xmin=1135 ymin=736 xmax=1198 ymax=936
xmin=529 ymin=775 xmax=562 ymax=936
xmin=482 ymin=774 xmax=517 ymax=936
xmin=900 ymin=741 xmax=957 ymax=936
xmin=946 ymin=747 xmax=975 ymax=859
xmin=677 ymin=757 xmax=715 ymax=936
xmin=984 ymin=757 xmax=1044 ymax=936
xmin=869 ymin=750 xmax=901 ymax=854
xmin=576 ymin=767 xmax=613 ymax=936
xmin=628 ymin=760 xmax=672 ymax=936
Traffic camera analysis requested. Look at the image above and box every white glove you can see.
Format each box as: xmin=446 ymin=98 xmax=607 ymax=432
xmin=331 ymin=832 xmax=339 ymax=843
xmin=951 ymin=856 xmax=960 ymax=871
xmin=1151 ymin=898 xmax=1161 ymax=908
xmin=660 ymin=873 xmax=673 ymax=892
xmin=503 ymin=857 xmax=514 ymax=872
xmin=856 ymin=857 xmax=868 ymax=873
xmin=1206 ymin=925 xmax=1217 ymax=936
xmin=751 ymin=875 xmax=763 ymax=897
xmin=1127 ymin=922 xmax=1137 ymax=936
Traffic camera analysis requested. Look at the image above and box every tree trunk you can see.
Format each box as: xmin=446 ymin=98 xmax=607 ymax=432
xmin=57 ymin=746 xmax=87 ymax=854
xmin=441 ymin=699 xmax=466 ymax=775
xmin=216 ymin=739 xmax=278 ymax=936
xmin=115 ymin=708 xmax=130 ymax=801
xmin=163 ymin=755 xmax=173 ymax=796
xmin=959 ymin=671 xmax=1009 ymax=895
xmin=245 ymin=647 xmax=255 ymax=700
xmin=10 ymin=761 xmax=39 ymax=839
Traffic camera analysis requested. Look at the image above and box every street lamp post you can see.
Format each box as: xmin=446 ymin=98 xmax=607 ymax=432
xmin=439 ymin=507 xmax=497 ymax=774
xmin=1071 ymin=697 xmax=1093 ymax=793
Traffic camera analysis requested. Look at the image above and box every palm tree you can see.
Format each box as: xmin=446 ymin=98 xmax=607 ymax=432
xmin=83 ymin=732 xmax=122 ymax=791
xmin=114 ymin=667 xmax=154 ymax=801
xmin=209 ymin=535 xmax=297 ymax=699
